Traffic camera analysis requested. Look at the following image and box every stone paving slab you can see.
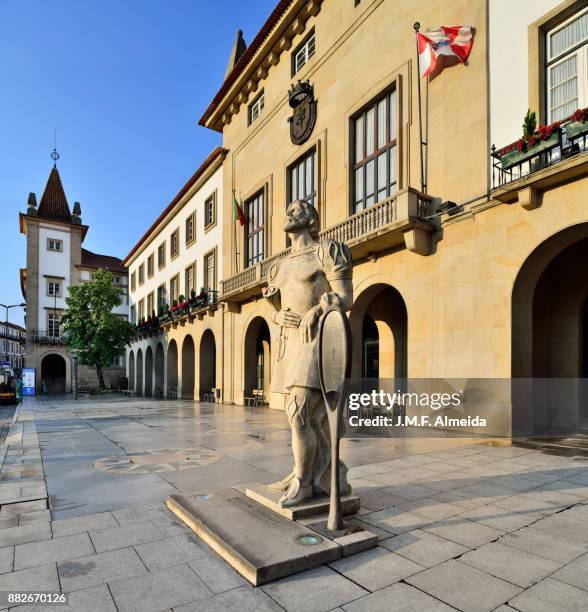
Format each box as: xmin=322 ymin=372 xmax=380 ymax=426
xmin=508 ymin=577 xmax=588 ymax=612
xmin=14 ymin=533 xmax=94 ymax=571
xmin=341 ymin=582 xmax=456 ymax=612
xmin=174 ymin=584 xmax=283 ymax=612
xmin=551 ymin=553 xmax=588 ymax=591
xmin=57 ymin=547 xmax=147 ymax=592
xmin=0 ymin=522 xmax=51 ymax=548
xmin=134 ymin=532 xmax=210 ymax=571
xmin=109 ymin=563 xmax=213 ymax=612
xmin=0 ymin=547 xmax=13 ymax=575
xmin=499 ymin=524 xmax=587 ymax=564
xmin=88 ymin=520 xmax=164 ymax=552
xmin=459 ymin=541 xmax=560 ymax=588
xmin=380 ymin=528 xmax=470 ymax=567
xmin=261 ymin=565 xmax=368 ymax=612
xmin=189 ymin=553 xmax=248 ymax=593
xmin=10 ymin=584 xmax=117 ymax=612
xmin=0 ymin=563 xmax=59 ymax=594
xmin=422 ymin=516 xmax=504 ymax=548
xmin=328 ymin=546 xmax=423 ymax=591
xmin=406 ymin=559 xmax=522 ymax=612
xmin=51 ymin=511 xmax=119 ymax=538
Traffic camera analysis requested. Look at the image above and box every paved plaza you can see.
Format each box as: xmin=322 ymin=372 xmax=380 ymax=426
xmin=0 ymin=395 xmax=586 ymax=611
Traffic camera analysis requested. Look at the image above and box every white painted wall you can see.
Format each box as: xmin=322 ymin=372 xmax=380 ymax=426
xmin=489 ymin=0 xmax=560 ymax=150
xmin=37 ymin=224 xmax=71 ymax=331
xmin=128 ymin=165 xmax=223 ymax=320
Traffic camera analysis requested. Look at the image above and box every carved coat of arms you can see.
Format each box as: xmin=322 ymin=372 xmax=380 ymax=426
xmin=288 ymin=80 xmax=317 ymax=145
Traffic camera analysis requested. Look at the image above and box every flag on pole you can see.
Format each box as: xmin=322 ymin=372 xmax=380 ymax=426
xmin=417 ymin=26 xmax=473 ymax=78
xmin=232 ymin=193 xmax=245 ymax=226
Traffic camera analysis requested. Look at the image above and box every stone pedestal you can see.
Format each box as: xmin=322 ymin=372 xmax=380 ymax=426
xmin=167 ymin=487 xmax=377 ymax=586
xmin=245 ymin=483 xmax=360 ymax=520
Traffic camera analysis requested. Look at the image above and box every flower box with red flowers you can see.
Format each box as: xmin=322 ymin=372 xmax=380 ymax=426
xmin=496 ymin=126 xmax=561 ymax=170
xmin=565 ymin=108 xmax=588 ymax=141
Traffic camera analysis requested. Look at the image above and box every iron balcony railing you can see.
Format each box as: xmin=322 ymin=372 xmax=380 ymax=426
xmin=491 ymin=117 xmax=588 ymax=189
xmin=31 ymin=330 xmax=64 ymax=345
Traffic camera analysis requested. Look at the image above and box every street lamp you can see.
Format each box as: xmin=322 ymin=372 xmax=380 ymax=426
xmin=0 ymin=303 xmax=25 ymax=368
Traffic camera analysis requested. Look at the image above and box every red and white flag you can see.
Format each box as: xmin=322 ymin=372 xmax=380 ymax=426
xmin=417 ymin=26 xmax=473 ymax=78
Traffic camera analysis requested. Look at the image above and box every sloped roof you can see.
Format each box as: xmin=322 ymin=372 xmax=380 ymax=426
xmin=81 ymin=249 xmax=126 ymax=274
xmin=37 ymin=166 xmax=72 ymax=221
xmin=199 ymin=0 xmax=293 ymax=128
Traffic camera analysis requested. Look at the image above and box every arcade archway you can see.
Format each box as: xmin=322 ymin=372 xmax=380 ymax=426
xmin=41 ymin=353 xmax=67 ymax=394
xmin=199 ymin=330 xmax=216 ymax=399
xmin=244 ymin=317 xmax=271 ymax=400
xmin=181 ymin=335 xmax=195 ymax=399
xmin=167 ymin=340 xmax=178 ymax=398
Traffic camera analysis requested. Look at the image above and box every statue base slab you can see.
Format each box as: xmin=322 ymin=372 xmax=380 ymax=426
xmin=167 ymin=489 xmax=376 ymax=586
xmin=245 ymin=482 xmax=361 ymax=520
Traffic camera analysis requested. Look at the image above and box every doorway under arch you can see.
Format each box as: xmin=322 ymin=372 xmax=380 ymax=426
xmin=181 ymin=336 xmax=195 ymax=399
xmin=41 ymin=353 xmax=67 ymax=394
xmin=350 ymin=284 xmax=407 ymax=390
xmin=136 ymin=349 xmax=144 ymax=396
xmin=244 ymin=317 xmax=271 ymax=401
xmin=512 ymin=225 xmax=588 ymax=434
xmin=167 ymin=340 xmax=178 ymax=398
xmin=154 ymin=343 xmax=164 ymax=394
xmin=199 ymin=330 xmax=216 ymax=398
xmin=128 ymin=351 xmax=135 ymax=391
xmin=144 ymin=346 xmax=153 ymax=397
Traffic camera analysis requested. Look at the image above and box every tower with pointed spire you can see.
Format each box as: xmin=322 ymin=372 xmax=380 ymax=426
xmin=19 ymin=152 xmax=129 ymax=393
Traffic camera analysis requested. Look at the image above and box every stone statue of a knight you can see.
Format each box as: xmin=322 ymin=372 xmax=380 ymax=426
xmin=263 ymin=199 xmax=353 ymax=507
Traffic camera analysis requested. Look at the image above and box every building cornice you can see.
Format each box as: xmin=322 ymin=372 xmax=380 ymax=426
xmin=19 ymin=212 xmax=89 ymax=241
xmin=199 ymin=0 xmax=322 ymax=132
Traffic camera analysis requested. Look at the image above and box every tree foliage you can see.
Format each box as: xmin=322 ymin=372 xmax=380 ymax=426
xmin=60 ymin=269 xmax=134 ymax=389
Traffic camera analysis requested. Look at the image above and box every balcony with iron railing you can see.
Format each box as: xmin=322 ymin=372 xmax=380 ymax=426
xmin=31 ymin=330 xmax=64 ymax=345
xmin=491 ymin=113 xmax=588 ymax=206
xmin=132 ymin=290 xmax=220 ymax=340
xmin=221 ymin=188 xmax=434 ymax=304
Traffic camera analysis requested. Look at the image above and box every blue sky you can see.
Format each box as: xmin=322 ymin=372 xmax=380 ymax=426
xmin=0 ymin=0 xmax=276 ymax=326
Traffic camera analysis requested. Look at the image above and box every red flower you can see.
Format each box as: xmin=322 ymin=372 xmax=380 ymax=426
xmin=516 ymin=138 xmax=525 ymax=152
xmin=571 ymin=108 xmax=586 ymax=123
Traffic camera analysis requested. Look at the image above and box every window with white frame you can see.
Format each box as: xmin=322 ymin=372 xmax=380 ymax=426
xmin=245 ymin=191 xmax=265 ymax=268
xmin=546 ymin=7 xmax=588 ymax=123
xmin=248 ymin=91 xmax=265 ymax=125
xmin=47 ymin=312 xmax=61 ymax=337
xmin=185 ymin=263 xmax=195 ymax=297
xmin=204 ymin=250 xmax=216 ymax=291
xmin=157 ymin=284 xmax=166 ymax=311
xmin=130 ymin=305 xmax=136 ymax=324
xmin=47 ymin=238 xmax=63 ymax=252
xmin=289 ymin=148 xmax=317 ymax=207
xmin=352 ymin=88 xmax=398 ymax=212
xmin=47 ymin=280 xmax=61 ymax=297
xmin=292 ymin=29 xmax=316 ymax=76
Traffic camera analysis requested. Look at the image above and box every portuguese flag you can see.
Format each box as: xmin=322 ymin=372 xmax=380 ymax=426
xmin=232 ymin=193 xmax=245 ymax=226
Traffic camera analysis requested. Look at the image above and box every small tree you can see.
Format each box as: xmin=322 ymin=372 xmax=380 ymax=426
xmin=60 ymin=269 xmax=134 ymax=390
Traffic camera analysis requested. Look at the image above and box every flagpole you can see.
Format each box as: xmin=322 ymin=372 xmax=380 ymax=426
xmin=414 ymin=22 xmax=426 ymax=195
xmin=233 ymin=189 xmax=238 ymax=274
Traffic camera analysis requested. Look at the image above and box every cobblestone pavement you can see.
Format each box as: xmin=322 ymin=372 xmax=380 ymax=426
xmin=0 ymin=395 xmax=586 ymax=611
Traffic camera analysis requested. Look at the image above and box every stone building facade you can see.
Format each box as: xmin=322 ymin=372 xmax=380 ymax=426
xmin=124 ymin=148 xmax=224 ymax=401
xmin=19 ymin=162 xmax=128 ymax=393
xmin=0 ymin=322 xmax=26 ymax=372
xmin=126 ymin=0 xmax=588 ymax=436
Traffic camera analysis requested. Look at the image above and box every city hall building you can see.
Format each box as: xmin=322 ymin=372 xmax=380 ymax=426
xmin=128 ymin=0 xmax=588 ymax=437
